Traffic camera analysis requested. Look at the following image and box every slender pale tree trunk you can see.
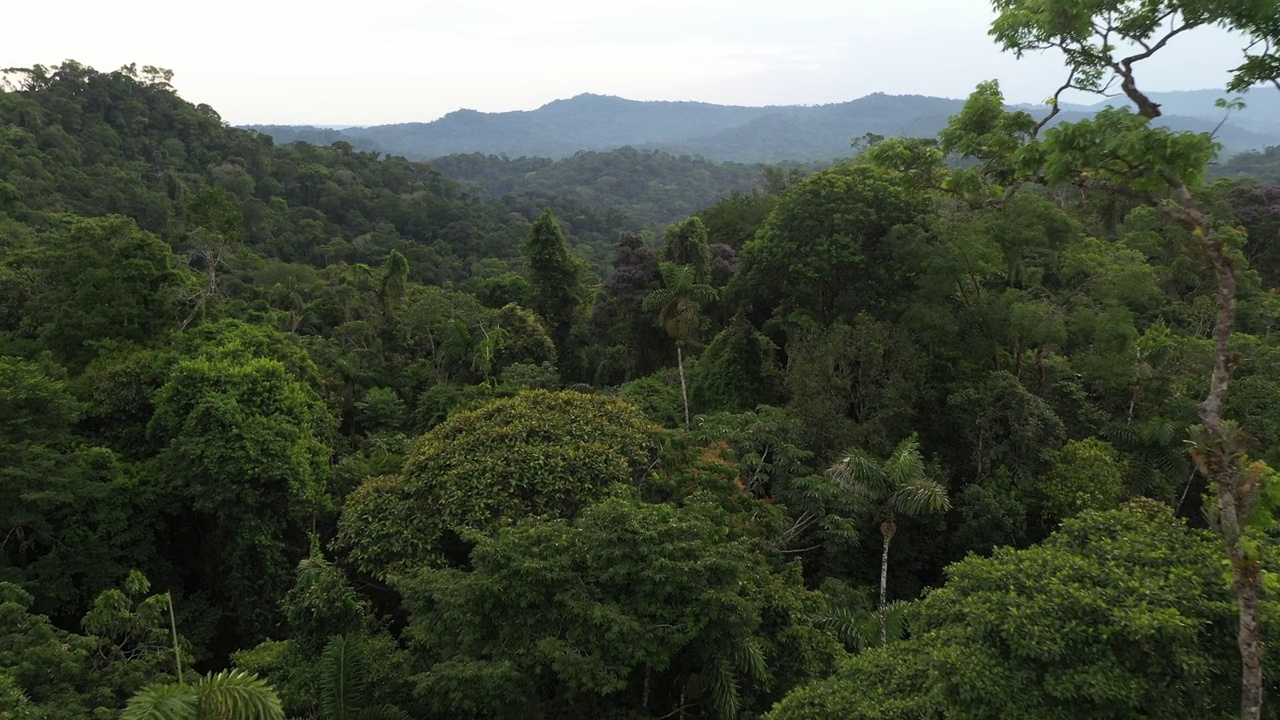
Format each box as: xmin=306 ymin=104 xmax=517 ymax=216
xmin=677 ymin=344 xmax=690 ymax=427
xmin=878 ymin=514 xmax=896 ymax=646
xmin=167 ymin=592 xmax=183 ymax=683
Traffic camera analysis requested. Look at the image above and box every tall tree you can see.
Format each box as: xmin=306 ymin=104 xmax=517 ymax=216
xmin=827 ymin=435 xmax=950 ymax=645
xmin=643 ymin=263 xmax=718 ymax=427
xmin=944 ymin=5 xmax=1279 ymax=715
xmin=523 ymin=209 xmax=583 ymax=358
xmin=178 ymin=188 xmax=242 ymax=332
xmin=662 ymin=215 xmax=712 ymax=282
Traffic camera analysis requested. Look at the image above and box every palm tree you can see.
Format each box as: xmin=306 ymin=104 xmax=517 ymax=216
xmin=827 ymin=434 xmax=950 ymax=645
xmin=121 ymin=669 xmax=284 ymax=720
xmin=642 ymin=263 xmax=717 ymax=426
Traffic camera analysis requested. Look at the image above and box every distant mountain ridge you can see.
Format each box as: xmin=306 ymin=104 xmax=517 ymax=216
xmin=245 ymin=90 xmax=1280 ymax=164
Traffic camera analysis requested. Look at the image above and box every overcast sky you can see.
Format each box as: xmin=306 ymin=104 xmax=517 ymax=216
xmin=3 ymin=0 xmax=1253 ymax=126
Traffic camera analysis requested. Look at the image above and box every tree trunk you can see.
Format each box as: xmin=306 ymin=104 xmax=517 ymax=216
xmin=1217 ymin=475 xmax=1264 ymax=720
xmin=878 ymin=515 xmax=896 ymax=646
xmin=677 ymin=344 xmax=690 ymax=428
xmin=1191 ymin=219 xmax=1260 ymax=720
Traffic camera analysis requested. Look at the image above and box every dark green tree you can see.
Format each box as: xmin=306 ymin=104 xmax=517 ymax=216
xmin=729 ymin=165 xmax=930 ymax=323
xmin=147 ymin=330 xmax=335 ymax=648
xmin=398 ymin=489 xmax=845 ymax=720
xmin=523 ymin=209 xmax=584 ymax=358
xmin=689 ymin=312 xmax=784 ymax=414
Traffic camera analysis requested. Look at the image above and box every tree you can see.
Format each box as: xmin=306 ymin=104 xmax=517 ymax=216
xmin=783 ymin=314 xmax=925 ymax=457
xmin=944 ymin=3 xmax=1280 ymax=715
xmin=177 ymin=187 xmax=242 ymax=332
xmin=767 ymin=502 xmax=1255 ymax=720
xmin=689 ymin=312 xmax=783 ymax=414
xmin=643 ymin=263 xmax=718 ymax=426
xmin=1036 ymin=438 xmax=1128 ymax=521
xmin=0 ymin=356 xmax=154 ymax=620
xmin=523 ymin=209 xmax=584 ymax=357
xmin=7 ymin=216 xmax=185 ymax=369
xmin=728 ymin=164 xmax=930 ymax=323
xmin=397 ymin=489 xmax=845 ymax=720
xmin=662 ymin=215 xmax=712 ymax=281
xmin=337 ymin=390 xmax=661 ymax=575
xmin=1 ymin=572 xmax=194 ymax=718
xmin=147 ymin=329 xmax=335 ymax=648
xmin=588 ymin=231 xmax=665 ymax=384
xmin=827 ymin=435 xmax=949 ymax=645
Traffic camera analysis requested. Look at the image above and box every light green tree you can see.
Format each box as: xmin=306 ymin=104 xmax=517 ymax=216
xmin=643 ymin=262 xmax=718 ymax=426
xmin=827 ymin=435 xmax=950 ymax=645
xmin=662 ymin=215 xmax=712 ymax=281
xmin=767 ymin=501 xmax=1252 ymax=720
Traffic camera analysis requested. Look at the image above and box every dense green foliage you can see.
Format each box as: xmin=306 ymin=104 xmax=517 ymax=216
xmin=431 ymin=148 xmax=793 ymax=226
xmin=768 ymin=502 xmax=1255 ymax=719
xmin=1220 ymin=146 xmax=1280 ymax=186
xmin=2 ymin=37 xmax=1280 ymax=720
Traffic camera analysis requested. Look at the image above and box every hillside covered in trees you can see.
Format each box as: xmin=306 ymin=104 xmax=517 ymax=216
xmin=3 ymin=1 xmax=1280 ymax=717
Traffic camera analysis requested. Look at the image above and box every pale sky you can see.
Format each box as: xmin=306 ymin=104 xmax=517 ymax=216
xmin=2 ymin=0 xmax=1254 ymax=126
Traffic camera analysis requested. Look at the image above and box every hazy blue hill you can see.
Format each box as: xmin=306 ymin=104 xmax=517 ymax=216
xmin=244 ymin=124 xmax=382 ymax=151
xmin=244 ymin=90 xmax=1280 ymax=164
xmin=661 ymin=93 xmax=969 ymax=162
xmin=328 ymin=94 xmax=782 ymax=159
xmin=1084 ymin=89 xmax=1280 ymax=134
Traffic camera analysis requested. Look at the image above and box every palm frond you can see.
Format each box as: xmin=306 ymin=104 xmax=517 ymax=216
xmin=817 ymin=606 xmax=868 ymax=649
xmin=889 ymin=478 xmax=951 ymax=516
xmin=884 ymin=435 xmax=925 ymax=489
xmin=121 ymin=683 xmax=199 ymax=720
xmin=320 ymin=635 xmax=369 ymax=720
xmin=704 ymin=655 xmax=741 ymax=720
xmin=731 ymin=638 xmax=769 ymax=682
xmin=881 ymin=600 xmax=912 ymax=644
xmin=828 ymin=449 xmax=890 ymax=499
xmin=641 ymin=288 xmax=675 ymax=313
xmin=195 ymin=670 xmax=285 ymax=720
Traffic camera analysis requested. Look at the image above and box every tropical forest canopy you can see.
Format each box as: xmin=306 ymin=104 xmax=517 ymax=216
xmin=2 ymin=1 xmax=1280 ymax=717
